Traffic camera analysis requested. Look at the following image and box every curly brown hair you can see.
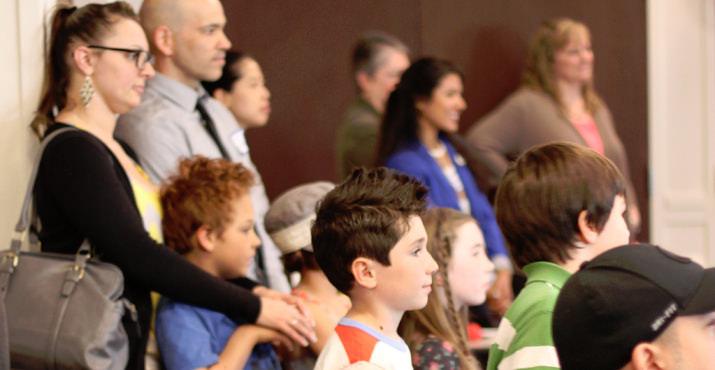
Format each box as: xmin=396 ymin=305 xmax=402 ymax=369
xmin=160 ymin=156 xmax=255 ymax=254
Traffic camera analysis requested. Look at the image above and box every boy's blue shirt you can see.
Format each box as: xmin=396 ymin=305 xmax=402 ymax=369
xmin=156 ymin=296 xmax=280 ymax=370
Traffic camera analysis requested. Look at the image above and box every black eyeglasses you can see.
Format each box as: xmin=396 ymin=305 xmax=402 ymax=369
xmin=87 ymin=45 xmax=155 ymax=69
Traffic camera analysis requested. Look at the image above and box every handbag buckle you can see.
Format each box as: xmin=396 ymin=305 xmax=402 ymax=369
xmin=2 ymin=253 xmax=18 ymax=269
xmin=71 ymin=265 xmax=85 ymax=281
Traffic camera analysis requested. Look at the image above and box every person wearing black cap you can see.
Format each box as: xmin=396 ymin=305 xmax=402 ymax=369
xmin=552 ymin=243 xmax=715 ymax=370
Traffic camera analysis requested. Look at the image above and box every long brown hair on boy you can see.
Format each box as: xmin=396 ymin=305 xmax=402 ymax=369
xmin=399 ymin=207 xmax=480 ymax=370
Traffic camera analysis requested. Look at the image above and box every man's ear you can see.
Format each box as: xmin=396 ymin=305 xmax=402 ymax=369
xmin=630 ymin=342 xmax=666 ymax=370
xmin=576 ymin=210 xmax=599 ymax=244
xmin=351 ymin=257 xmax=377 ymax=289
xmin=72 ymin=46 xmax=95 ymax=76
xmin=355 ymin=71 xmax=371 ymax=93
xmin=153 ymin=25 xmax=174 ymax=57
xmin=195 ymin=225 xmax=216 ymax=252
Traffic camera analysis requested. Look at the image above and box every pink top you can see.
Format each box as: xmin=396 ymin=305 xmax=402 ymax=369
xmin=571 ymin=116 xmax=604 ymax=155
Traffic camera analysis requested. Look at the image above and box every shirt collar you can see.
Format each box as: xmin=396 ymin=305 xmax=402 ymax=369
xmin=146 ymin=72 xmax=209 ymax=111
xmin=523 ymin=261 xmax=572 ymax=289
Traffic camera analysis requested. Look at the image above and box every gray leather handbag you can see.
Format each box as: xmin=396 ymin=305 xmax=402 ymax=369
xmin=0 ymin=127 xmax=132 ymax=369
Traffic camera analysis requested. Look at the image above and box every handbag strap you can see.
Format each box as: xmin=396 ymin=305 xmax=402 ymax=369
xmin=1 ymin=127 xmax=91 ymax=295
xmin=13 ymin=127 xmax=77 ymax=250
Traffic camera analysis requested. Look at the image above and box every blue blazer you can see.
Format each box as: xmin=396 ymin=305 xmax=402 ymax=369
xmin=385 ymin=137 xmax=508 ymax=260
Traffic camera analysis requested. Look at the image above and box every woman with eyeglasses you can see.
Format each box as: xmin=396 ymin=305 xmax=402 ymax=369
xmin=31 ymin=3 xmax=282 ymax=368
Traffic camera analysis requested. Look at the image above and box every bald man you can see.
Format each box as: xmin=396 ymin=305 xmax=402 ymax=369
xmin=116 ymin=0 xmax=291 ymax=294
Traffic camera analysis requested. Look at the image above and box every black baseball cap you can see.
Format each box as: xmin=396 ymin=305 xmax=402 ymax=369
xmin=552 ymin=243 xmax=715 ymax=370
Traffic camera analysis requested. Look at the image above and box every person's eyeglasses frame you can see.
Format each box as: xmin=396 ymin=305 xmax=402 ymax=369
xmin=87 ymin=45 xmax=155 ymax=69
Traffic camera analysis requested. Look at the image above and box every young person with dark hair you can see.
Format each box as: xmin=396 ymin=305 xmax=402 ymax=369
xmin=202 ymin=51 xmax=272 ymax=130
xmin=487 ymin=142 xmax=631 ymax=370
xmin=377 ymin=57 xmax=513 ymax=316
xmin=312 ymin=167 xmax=438 ymax=369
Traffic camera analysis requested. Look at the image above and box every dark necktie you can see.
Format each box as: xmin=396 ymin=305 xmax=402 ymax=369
xmin=196 ymin=97 xmax=230 ymax=159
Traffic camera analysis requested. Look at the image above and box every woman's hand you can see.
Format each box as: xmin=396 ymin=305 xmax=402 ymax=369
xmin=253 ymin=286 xmax=315 ymax=326
xmin=255 ymin=294 xmax=317 ymax=348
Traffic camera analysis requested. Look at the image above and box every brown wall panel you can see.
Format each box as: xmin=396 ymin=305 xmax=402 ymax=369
xmin=223 ymin=1 xmax=422 ymax=193
xmin=223 ymin=1 xmax=649 ymax=240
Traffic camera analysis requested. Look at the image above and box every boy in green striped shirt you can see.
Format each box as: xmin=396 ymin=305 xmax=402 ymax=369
xmin=486 ymin=142 xmax=633 ymax=370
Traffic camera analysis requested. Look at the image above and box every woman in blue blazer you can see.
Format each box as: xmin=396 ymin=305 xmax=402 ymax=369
xmin=376 ymin=57 xmax=513 ymax=315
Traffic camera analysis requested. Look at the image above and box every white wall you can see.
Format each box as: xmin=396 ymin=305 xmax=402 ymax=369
xmin=0 ymin=0 xmax=53 ymax=249
xmin=648 ymin=0 xmax=715 ymax=266
xmin=0 ymin=0 xmax=141 ymax=249
xmin=73 ymin=0 xmax=142 ymax=11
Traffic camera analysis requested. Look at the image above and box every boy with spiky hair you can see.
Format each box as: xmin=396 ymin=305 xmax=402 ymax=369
xmin=312 ymin=167 xmax=438 ymax=369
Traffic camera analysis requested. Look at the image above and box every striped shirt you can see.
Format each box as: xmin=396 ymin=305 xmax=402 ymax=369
xmin=486 ymin=262 xmax=571 ymax=370
xmin=315 ymin=318 xmax=413 ymax=369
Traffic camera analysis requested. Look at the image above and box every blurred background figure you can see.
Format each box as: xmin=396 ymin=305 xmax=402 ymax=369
xmin=202 ymin=51 xmax=291 ymax=292
xmin=265 ymin=181 xmax=351 ymax=369
xmin=376 ymin=57 xmax=514 ymax=318
xmin=465 ymin=18 xmax=640 ymax=235
xmin=336 ymin=31 xmax=410 ymax=180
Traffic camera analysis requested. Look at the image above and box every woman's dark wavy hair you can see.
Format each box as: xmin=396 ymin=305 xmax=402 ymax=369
xmin=31 ymin=2 xmax=137 ymax=139
xmin=375 ymin=57 xmax=463 ymax=166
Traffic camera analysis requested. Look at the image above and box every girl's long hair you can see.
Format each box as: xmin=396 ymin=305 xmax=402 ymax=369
xmin=399 ymin=207 xmax=481 ymax=370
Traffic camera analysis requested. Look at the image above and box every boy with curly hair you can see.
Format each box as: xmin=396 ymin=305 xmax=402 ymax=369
xmin=157 ymin=156 xmax=291 ymax=370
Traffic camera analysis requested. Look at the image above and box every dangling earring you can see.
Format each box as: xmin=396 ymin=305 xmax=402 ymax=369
xmin=80 ymin=75 xmax=94 ymax=107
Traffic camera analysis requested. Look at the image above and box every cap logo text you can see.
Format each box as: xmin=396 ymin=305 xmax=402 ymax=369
xmin=650 ymin=302 xmax=677 ymax=331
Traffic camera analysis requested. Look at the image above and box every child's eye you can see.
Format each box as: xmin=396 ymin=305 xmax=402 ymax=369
xmin=411 ymin=248 xmax=422 ymax=256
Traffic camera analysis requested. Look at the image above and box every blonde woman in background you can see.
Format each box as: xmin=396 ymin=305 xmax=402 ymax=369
xmin=465 ymin=18 xmax=640 ymax=234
